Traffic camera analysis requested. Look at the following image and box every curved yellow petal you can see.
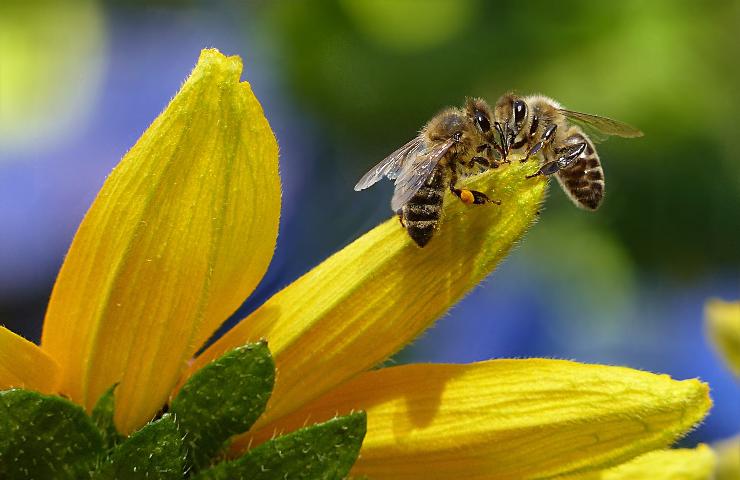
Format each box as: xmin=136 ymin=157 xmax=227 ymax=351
xmin=569 ymin=445 xmax=716 ymax=480
xmin=41 ymin=49 xmax=280 ymax=433
xmin=0 ymin=326 xmax=60 ymax=393
xmin=713 ymin=435 xmax=740 ymax=480
xmin=239 ymin=359 xmax=710 ymax=480
xmin=705 ymin=299 xmax=740 ymax=377
xmin=189 ymin=157 xmax=546 ymax=429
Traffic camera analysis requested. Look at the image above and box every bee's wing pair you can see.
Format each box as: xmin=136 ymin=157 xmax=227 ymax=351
xmin=558 ymin=109 xmax=643 ymax=142
xmin=354 ymin=136 xmax=455 ymax=211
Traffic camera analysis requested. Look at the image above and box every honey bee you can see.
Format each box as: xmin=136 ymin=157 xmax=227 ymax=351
xmin=354 ymin=98 xmax=502 ymax=247
xmin=493 ymin=93 xmax=643 ymax=210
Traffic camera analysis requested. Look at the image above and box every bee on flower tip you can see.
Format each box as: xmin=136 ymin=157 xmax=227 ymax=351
xmin=493 ymin=93 xmax=643 ymax=210
xmin=354 ymin=98 xmax=504 ymax=248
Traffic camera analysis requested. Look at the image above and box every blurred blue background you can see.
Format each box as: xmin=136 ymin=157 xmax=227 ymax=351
xmin=1 ymin=0 xmax=738 ymax=446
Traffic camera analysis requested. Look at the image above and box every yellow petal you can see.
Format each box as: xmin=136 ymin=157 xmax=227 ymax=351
xmin=40 ymin=48 xmax=280 ymax=433
xmin=0 ymin=326 xmax=60 ymax=394
xmin=189 ymin=157 xmax=546 ymax=429
xmin=713 ymin=435 xmax=740 ymax=480
xmin=239 ymin=359 xmax=710 ymax=480
xmin=567 ymin=445 xmax=716 ymax=480
xmin=705 ymin=299 xmax=740 ymax=376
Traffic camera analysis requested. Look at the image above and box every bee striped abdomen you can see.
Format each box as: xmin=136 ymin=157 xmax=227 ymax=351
xmin=556 ymin=137 xmax=605 ymax=210
xmin=402 ymin=167 xmax=446 ymax=247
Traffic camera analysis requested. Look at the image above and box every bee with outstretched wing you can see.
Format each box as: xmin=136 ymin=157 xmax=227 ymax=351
xmin=355 ymin=99 xmax=501 ymax=247
xmin=493 ymin=93 xmax=643 ymax=210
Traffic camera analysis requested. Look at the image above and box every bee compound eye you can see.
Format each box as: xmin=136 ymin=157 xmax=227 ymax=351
xmin=475 ymin=113 xmax=491 ymax=132
xmin=513 ymin=100 xmax=527 ymax=123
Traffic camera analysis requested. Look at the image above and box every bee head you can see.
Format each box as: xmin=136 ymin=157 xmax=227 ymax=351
xmin=494 ymin=92 xmax=528 ymax=155
xmin=464 ymin=98 xmax=493 ymax=135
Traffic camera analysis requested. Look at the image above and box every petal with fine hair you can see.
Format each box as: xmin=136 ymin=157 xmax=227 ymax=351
xmin=0 ymin=326 xmax=60 ymax=394
xmin=187 ymin=159 xmax=546 ymax=430
xmin=239 ymin=359 xmax=710 ymax=480
xmin=41 ymin=49 xmax=280 ymax=434
xmin=567 ymin=445 xmax=716 ymax=480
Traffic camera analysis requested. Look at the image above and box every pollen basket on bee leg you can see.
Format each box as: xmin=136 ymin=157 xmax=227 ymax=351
xmin=460 ymin=189 xmax=475 ymax=205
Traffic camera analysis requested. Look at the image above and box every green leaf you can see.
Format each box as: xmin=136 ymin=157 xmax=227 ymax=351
xmin=94 ymin=413 xmax=183 ymax=480
xmin=193 ymin=412 xmax=367 ymax=480
xmin=0 ymin=389 xmax=103 ymax=479
xmin=170 ymin=341 xmax=275 ymax=470
xmin=91 ymin=383 xmax=123 ymax=449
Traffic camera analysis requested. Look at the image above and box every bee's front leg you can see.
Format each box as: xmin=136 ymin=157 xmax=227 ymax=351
xmin=521 ymin=124 xmax=558 ymax=163
xmin=476 ymin=143 xmax=508 ymax=169
xmin=526 ymin=142 xmax=587 ymax=179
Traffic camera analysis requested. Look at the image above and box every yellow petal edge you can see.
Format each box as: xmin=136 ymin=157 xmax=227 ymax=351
xmin=188 ymin=156 xmax=546 ymax=430
xmin=0 ymin=326 xmax=60 ymax=394
xmin=705 ymin=299 xmax=740 ymax=377
xmin=568 ymin=445 xmax=716 ymax=480
xmin=713 ymin=435 xmax=740 ymax=480
xmin=41 ymin=49 xmax=280 ymax=433
xmin=240 ymin=359 xmax=710 ymax=480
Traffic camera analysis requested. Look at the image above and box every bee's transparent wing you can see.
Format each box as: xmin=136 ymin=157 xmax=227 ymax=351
xmin=559 ymin=109 xmax=643 ymax=142
xmin=354 ymin=137 xmax=423 ymax=191
xmin=390 ymin=138 xmax=454 ymax=211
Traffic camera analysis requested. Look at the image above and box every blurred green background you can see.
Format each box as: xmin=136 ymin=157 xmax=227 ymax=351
xmin=1 ymin=0 xmax=738 ymax=445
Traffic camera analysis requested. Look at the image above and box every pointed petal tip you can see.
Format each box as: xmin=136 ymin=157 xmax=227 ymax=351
xmin=41 ymin=47 xmax=280 ymax=434
xmin=197 ymin=48 xmax=244 ymax=82
xmin=0 ymin=326 xmax=61 ymax=394
xmin=235 ymin=359 xmax=712 ymax=479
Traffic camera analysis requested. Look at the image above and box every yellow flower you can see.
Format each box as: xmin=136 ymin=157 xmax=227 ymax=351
xmin=713 ymin=435 xmax=740 ymax=480
xmin=705 ymin=300 xmax=740 ymax=480
xmin=565 ymin=445 xmax=716 ymax=480
xmin=705 ymin=299 xmax=740 ymax=377
xmin=0 ymin=49 xmax=711 ymax=478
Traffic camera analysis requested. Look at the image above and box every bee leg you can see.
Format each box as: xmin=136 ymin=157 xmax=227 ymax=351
xmin=484 ymin=139 xmax=507 ymax=163
xmin=397 ymin=210 xmax=406 ymax=228
xmin=468 ymin=156 xmax=493 ymax=169
xmin=449 ymin=173 xmax=473 ymax=204
xmin=522 ymin=124 xmax=558 ymax=163
xmin=450 ymin=180 xmax=500 ymax=206
xmin=476 ymin=144 xmax=503 ymax=168
xmin=491 ymin=141 xmax=506 ymax=161
xmin=468 ymin=190 xmax=501 ymax=205
xmin=526 ymin=142 xmax=587 ymax=179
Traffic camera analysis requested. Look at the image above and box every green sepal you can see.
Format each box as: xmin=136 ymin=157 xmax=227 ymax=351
xmin=0 ymin=388 xmax=104 ymax=479
xmin=193 ymin=411 xmax=367 ymax=480
xmin=91 ymin=383 xmax=124 ymax=449
xmin=94 ymin=413 xmax=183 ymax=479
xmin=170 ymin=341 xmax=275 ymax=470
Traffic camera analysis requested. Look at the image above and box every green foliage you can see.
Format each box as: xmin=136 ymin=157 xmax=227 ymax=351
xmin=170 ymin=341 xmax=276 ymax=471
xmin=0 ymin=343 xmax=367 ymax=478
xmin=192 ymin=412 xmax=367 ymax=480
xmin=92 ymin=383 xmax=124 ymax=450
xmin=0 ymin=389 xmax=104 ymax=479
xmin=94 ymin=414 xmax=183 ymax=479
